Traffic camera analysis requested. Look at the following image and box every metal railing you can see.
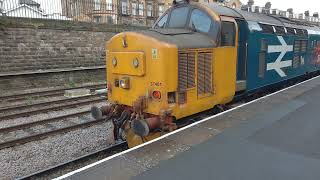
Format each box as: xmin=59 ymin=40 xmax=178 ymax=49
xmin=0 ymin=0 xmax=168 ymax=26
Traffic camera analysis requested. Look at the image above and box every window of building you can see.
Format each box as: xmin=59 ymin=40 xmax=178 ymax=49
xmin=220 ymin=21 xmax=236 ymax=46
xmin=71 ymin=1 xmax=80 ymax=17
xmin=168 ymin=7 xmax=189 ymax=28
xmin=147 ymin=3 xmax=153 ymax=17
xmin=158 ymin=4 xmax=164 ymax=16
xmin=155 ymin=13 xmax=168 ymax=28
xmin=132 ymin=3 xmax=137 ymax=15
xmin=139 ymin=3 xmax=144 ymax=16
xmin=94 ymin=16 xmax=101 ymax=23
xmin=189 ymin=9 xmax=212 ymax=33
xmin=106 ymin=0 xmax=113 ymax=11
xmin=94 ymin=0 xmax=101 ymax=10
xmin=107 ymin=16 xmax=113 ymax=24
xmin=121 ymin=1 xmax=128 ymax=15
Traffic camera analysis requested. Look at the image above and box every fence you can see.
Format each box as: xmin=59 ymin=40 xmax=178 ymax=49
xmin=0 ymin=0 xmax=169 ymax=26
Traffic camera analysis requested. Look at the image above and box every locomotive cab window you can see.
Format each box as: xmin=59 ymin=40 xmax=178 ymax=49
xmin=168 ymin=6 xmax=189 ymax=28
xmin=189 ymin=9 xmax=211 ymax=33
xmin=155 ymin=13 xmax=168 ymax=28
xmin=220 ymin=21 xmax=236 ymax=46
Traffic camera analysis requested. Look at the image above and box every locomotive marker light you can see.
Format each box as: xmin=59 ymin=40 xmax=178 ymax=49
xmin=152 ymin=91 xmax=162 ymax=99
xmin=267 ymin=36 xmax=293 ymax=77
xmin=132 ymin=58 xmax=139 ymax=68
xmin=112 ymin=57 xmax=117 ymax=67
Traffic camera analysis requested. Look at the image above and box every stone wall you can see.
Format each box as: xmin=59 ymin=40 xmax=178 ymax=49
xmin=0 ymin=17 xmax=147 ymax=74
xmin=0 ymin=17 xmax=147 ymax=93
xmin=0 ymin=28 xmax=113 ymax=73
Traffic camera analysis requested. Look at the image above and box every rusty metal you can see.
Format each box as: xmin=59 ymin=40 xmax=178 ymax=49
xmin=91 ymin=104 xmax=113 ymax=120
xmin=133 ymin=96 xmax=147 ymax=113
xmin=131 ymin=117 xmax=161 ymax=137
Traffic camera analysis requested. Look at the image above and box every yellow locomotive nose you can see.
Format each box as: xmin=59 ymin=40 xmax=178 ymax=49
xmin=106 ymin=32 xmax=177 ymax=116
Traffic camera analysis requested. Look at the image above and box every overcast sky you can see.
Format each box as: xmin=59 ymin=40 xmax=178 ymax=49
xmin=34 ymin=0 xmax=62 ymax=14
xmin=3 ymin=0 xmax=318 ymax=15
xmin=247 ymin=0 xmax=319 ymax=14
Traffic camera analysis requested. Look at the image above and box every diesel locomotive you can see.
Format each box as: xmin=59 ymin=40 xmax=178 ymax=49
xmin=92 ymin=1 xmax=320 ymax=147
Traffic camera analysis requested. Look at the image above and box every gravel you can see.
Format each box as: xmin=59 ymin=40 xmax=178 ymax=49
xmin=0 ymin=97 xmax=115 ymax=179
xmin=0 ymin=121 xmax=114 ymax=179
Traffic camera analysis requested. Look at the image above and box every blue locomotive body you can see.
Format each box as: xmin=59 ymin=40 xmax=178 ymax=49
xmin=223 ymin=7 xmax=320 ymax=93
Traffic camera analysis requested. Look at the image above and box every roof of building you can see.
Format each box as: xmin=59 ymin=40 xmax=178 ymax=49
xmin=3 ymin=4 xmax=46 ymax=16
xmin=205 ymin=2 xmax=320 ymax=32
xmin=19 ymin=0 xmax=40 ymax=7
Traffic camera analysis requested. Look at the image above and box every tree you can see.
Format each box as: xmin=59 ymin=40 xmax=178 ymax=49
xmin=287 ymin=8 xmax=293 ymax=14
xmin=265 ymin=2 xmax=271 ymax=9
xmin=247 ymin=0 xmax=254 ymax=6
xmin=305 ymin=11 xmax=310 ymax=17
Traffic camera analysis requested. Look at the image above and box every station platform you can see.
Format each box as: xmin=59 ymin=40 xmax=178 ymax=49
xmin=58 ymin=76 xmax=320 ymax=180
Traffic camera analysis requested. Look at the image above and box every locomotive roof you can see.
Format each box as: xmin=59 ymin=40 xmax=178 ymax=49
xmin=204 ymin=2 xmax=320 ymax=34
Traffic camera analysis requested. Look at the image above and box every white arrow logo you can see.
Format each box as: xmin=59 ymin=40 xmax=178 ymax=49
xmin=267 ymin=36 xmax=293 ymax=77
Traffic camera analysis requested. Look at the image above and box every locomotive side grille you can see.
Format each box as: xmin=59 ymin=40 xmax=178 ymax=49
xmin=178 ymin=52 xmax=195 ymax=91
xmin=178 ymin=92 xmax=186 ymax=105
xmin=197 ymin=52 xmax=213 ymax=95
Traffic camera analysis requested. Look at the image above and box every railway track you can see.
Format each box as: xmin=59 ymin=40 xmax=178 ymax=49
xmin=0 ymin=111 xmax=109 ymax=150
xmin=0 ymin=83 xmax=106 ymax=103
xmin=11 ymin=73 xmax=320 ymax=179
xmin=0 ymin=95 xmax=106 ymax=120
xmin=18 ymin=142 xmax=127 ymax=180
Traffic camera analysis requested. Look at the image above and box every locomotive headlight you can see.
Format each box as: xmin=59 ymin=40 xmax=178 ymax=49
xmin=132 ymin=58 xmax=139 ymax=68
xmin=119 ymin=77 xmax=130 ymax=89
xmin=112 ymin=57 xmax=117 ymax=67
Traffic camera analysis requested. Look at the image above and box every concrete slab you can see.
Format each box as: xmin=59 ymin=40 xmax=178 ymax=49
xmin=59 ymin=76 xmax=320 ymax=180
xmin=64 ymin=89 xmax=91 ymax=98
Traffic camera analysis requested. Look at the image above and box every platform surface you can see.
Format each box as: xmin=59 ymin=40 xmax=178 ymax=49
xmin=60 ymin=76 xmax=320 ymax=180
